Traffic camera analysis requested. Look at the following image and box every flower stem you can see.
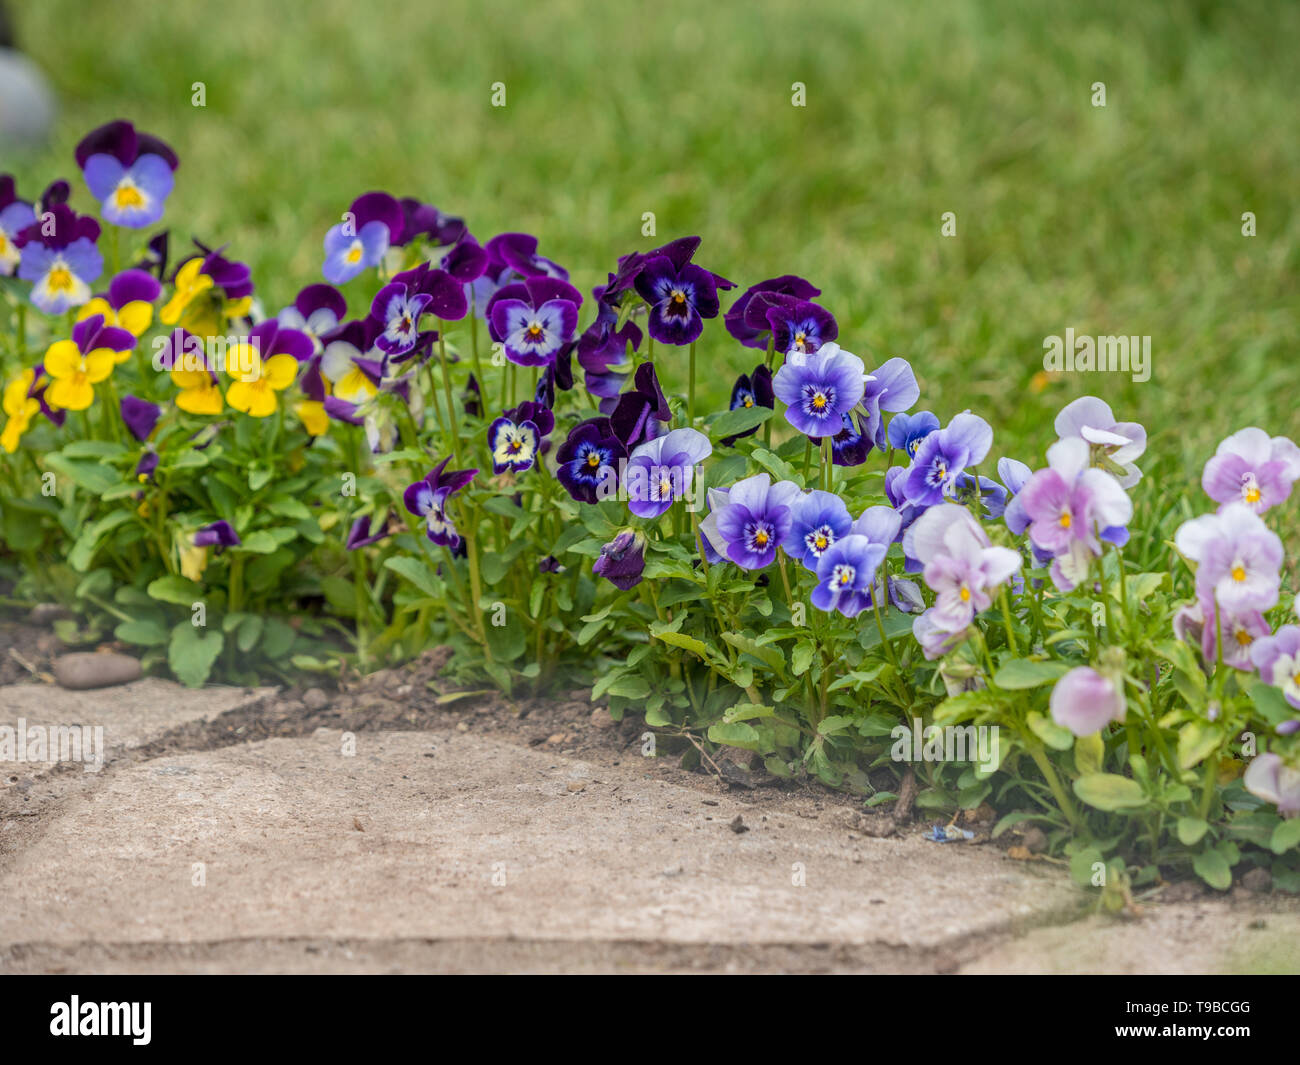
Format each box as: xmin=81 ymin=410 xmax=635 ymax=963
xmin=437 ymin=324 xmax=461 ymax=463
xmin=997 ymin=586 xmax=1019 ymax=656
xmin=688 ymin=340 xmax=697 ymax=425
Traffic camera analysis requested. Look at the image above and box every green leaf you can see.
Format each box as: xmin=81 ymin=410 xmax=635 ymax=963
xmin=722 ymin=631 xmax=784 ymax=673
xmin=1177 ymin=721 xmax=1223 ymax=770
xmin=1177 ymin=817 xmax=1210 ymax=846
xmin=1074 ymin=732 xmax=1105 ymax=776
xmin=1270 ymin=819 xmax=1300 ymax=855
xmin=168 ymin=622 xmax=224 ymax=688
xmin=707 ymin=722 xmax=761 ymax=749
xmin=708 ymin=404 xmax=773 ymax=440
xmin=234 ymin=530 xmax=281 ymax=554
xmin=1250 ymin=684 xmax=1294 ymax=727
xmin=723 ymin=702 xmax=774 ymax=723
xmin=147 ymin=574 xmax=204 ymax=606
xmin=606 ymin=675 xmax=650 ymax=699
xmin=114 ymin=618 xmax=169 ymax=647
xmin=649 ymin=623 xmax=710 ymax=659
xmin=1027 ymin=710 xmax=1074 ymax=751
xmin=1192 ymin=848 xmax=1232 ymax=891
xmin=1069 ymin=846 xmax=1104 ymax=887
xmin=993 ymin=658 xmax=1070 ymax=689
xmin=790 ymin=639 xmax=815 ymax=676
xmin=383 ymin=556 xmax=443 ymax=599
xmin=1073 ymin=773 xmax=1148 ymax=811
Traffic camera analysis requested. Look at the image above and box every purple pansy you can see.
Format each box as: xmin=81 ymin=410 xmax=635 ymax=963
xmin=720 ymin=365 xmax=775 ymax=447
xmin=277 ymin=284 xmax=347 ymax=351
xmin=610 ymin=362 xmax=671 ymax=450
xmin=633 ymin=255 xmax=720 ymax=346
xmin=771 ymin=342 xmax=868 ymax=439
xmin=724 ymin=275 xmax=820 ymax=348
xmin=604 ymin=236 xmax=734 ymax=304
xmin=0 ymin=176 xmax=37 ymax=276
xmin=782 ymin=490 xmax=852 ymax=572
xmin=1198 ymin=596 xmax=1271 ymax=671
xmin=488 ymin=400 xmax=554 ymax=474
xmin=120 ymin=395 xmax=160 ymax=442
xmin=15 ymin=203 xmax=103 ymax=314
xmin=624 ymin=427 xmax=712 ymax=519
xmin=1050 ymin=667 xmax=1126 ymax=737
xmin=194 ymin=520 xmax=240 ymax=551
xmin=1054 ymin=396 xmax=1147 ymax=489
xmin=592 ymin=529 xmax=647 ymax=591
xmin=1202 ymin=427 xmax=1300 ymax=515
xmin=1250 ymin=626 xmax=1300 ymax=710
xmin=901 ymin=411 xmax=994 ymax=507
xmin=860 ymin=358 xmax=919 ymax=449
xmin=470 ymin=232 xmax=569 ymax=313
xmin=764 ymin=296 xmax=838 ymax=355
xmin=887 ymin=410 xmax=939 ymax=460
xmin=702 ymin=473 xmax=802 ymax=570
xmin=1175 ymin=501 xmax=1284 ymax=613
xmin=345 ymin=515 xmax=396 ymax=551
xmin=403 ymin=458 xmax=477 ymax=548
xmin=490 ymin=281 xmax=579 ymax=368
xmin=811 ymin=535 xmax=890 ymax=618
xmin=394 ymin=198 xmax=467 ymax=248
xmin=555 ymin=417 xmax=627 ymax=504
xmin=830 ymin=411 xmax=874 ymax=467
xmin=905 ymin=503 xmax=1021 ymax=633
xmin=577 ymin=285 xmax=641 ymax=410
xmin=322 ymin=192 xmax=404 ymax=284
xmin=76 ymin=121 xmax=179 ymax=229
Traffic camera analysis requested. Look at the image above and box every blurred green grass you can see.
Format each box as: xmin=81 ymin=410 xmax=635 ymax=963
xmin=8 ymin=0 xmax=1299 ymax=486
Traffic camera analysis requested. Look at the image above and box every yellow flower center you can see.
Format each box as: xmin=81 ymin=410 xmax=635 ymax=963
xmin=1245 ymin=485 xmax=1261 ymax=503
xmin=814 ymin=534 xmax=828 ymax=550
xmin=1231 ymin=564 xmax=1246 ymax=582
xmin=346 ymin=243 xmax=363 ymax=264
xmin=754 ymin=530 xmax=769 ymax=546
xmin=1235 ymin=628 xmax=1254 ymax=647
xmin=113 ymin=182 xmax=145 ymax=209
xmin=47 ymin=266 xmax=75 ymax=293
xmin=527 ymin=322 xmax=543 ymax=337
xmin=959 ymin=586 xmax=971 ymax=602
xmin=1059 ymin=511 xmax=1072 ymax=529
xmin=743 ymin=396 xmax=753 ymax=407
xmin=671 ymin=290 xmax=686 ymax=304
xmin=839 ymin=570 xmax=851 ymax=585
xmin=811 ymin=391 xmax=827 ymax=410
xmin=794 ymin=332 xmax=806 ymax=346
xmin=586 ymin=452 xmax=601 ymax=468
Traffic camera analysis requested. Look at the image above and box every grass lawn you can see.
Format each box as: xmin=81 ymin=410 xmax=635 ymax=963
xmin=8 ymin=0 xmax=1299 ymax=502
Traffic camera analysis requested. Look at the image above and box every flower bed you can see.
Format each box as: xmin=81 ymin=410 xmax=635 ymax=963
xmin=2 ymin=120 xmax=1299 ymax=895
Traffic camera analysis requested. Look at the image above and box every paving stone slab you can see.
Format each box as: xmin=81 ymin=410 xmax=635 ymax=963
xmin=0 ymin=680 xmax=275 ymax=787
xmin=0 ymin=728 xmax=1079 ymax=966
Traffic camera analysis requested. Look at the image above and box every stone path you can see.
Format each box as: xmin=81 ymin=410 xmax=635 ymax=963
xmin=1 ymin=680 xmax=1296 ymax=974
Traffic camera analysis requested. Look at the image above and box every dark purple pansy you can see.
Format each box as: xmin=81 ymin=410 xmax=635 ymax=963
xmin=633 ymin=255 xmax=720 ymax=346
xmin=610 ymin=362 xmax=671 ymax=450
xmin=592 ymin=529 xmax=647 ymax=591
xmin=394 ymin=198 xmax=467 ymax=248
xmin=720 ymin=364 xmax=775 ymax=446
xmin=470 ymin=232 xmax=570 ymax=314
xmin=395 ymin=261 xmax=469 ymax=320
xmin=277 ymin=284 xmax=346 ymax=348
xmin=724 ymin=275 xmax=820 ymax=348
xmin=322 ymin=191 xmax=404 ymax=285
xmin=120 ymin=394 xmax=160 ymax=442
xmin=577 ymin=283 xmax=641 ymax=409
xmin=441 ymin=235 xmax=488 ymax=283
xmin=555 ymin=417 xmax=627 ymax=504
xmin=369 ymin=279 xmax=431 ymax=358
xmin=134 ymin=448 xmax=159 ymax=484
xmin=765 ymin=296 xmax=837 ymax=355
xmin=605 ymin=236 xmax=734 ymax=301
xmin=75 ymin=120 xmax=179 ymax=229
xmin=345 ymin=515 xmax=396 ymax=550
xmin=14 ymin=203 xmax=102 ymax=315
xmin=194 ymin=520 xmax=240 ymax=552
xmin=489 ymin=286 xmax=579 ymax=368
xmin=403 ymin=458 xmax=478 ymax=548
xmin=831 ymin=411 xmax=873 ymax=467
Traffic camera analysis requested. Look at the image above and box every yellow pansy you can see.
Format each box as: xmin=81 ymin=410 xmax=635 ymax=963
xmin=295 ymin=400 xmax=329 ymax=436
xmin=77 ymin=298 xmax=155 ymax=359
xmin=225 ymin=347 xmax=299 ymax=418
xmin=158 ymin=258 xmax=213 ymax=326
xmin=1 ymin=370 xmax=39 ymax=453
xmin=171 ymin=362 xmax=224 ymax=415
xmin=43 ymin=340 xmax=116 ymax=412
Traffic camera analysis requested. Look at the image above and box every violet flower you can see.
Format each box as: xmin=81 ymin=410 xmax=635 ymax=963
xmin=1175 ymin=501 xmax=1284 ymax=613
xmin=811 ymin=535 xmax=889 ymax=618
xmin=634 ymin=254 xmax=720 ymax=346
xmin=1199 ymin=595 xmax=1271 ymax=671
xmin=15 ymin=203 xmax=102 ymax=314
xmin=905 ymin=503 xmax=1021 ymax=632
xmin=901 ymin=411 xmax=993 ymax=507
xmin=76 ymin=120 xmax=179 ymax=228
xmin=1202 ymin=427 xmax=1300 ymax=515
xmin=771 ymin=342 xmax=868 ymax=439
xmin=624 ymin=427 xmax=712 ymax=519
xmin=120 ymin=395 xmax=160 ymax=442
xmin=555 ymin=417 xmax=627 ymax=504
xmin=403 ymin=458 xmax=477 ymax=548
xmin=0 ymin=175 xmax=37 ymax=276
xmin=592 ymin=529 xmax=647 ymax=591
xmin=277 ymin=284 xmax=347 ymax=351
xmin=764 ymin=296 xmax=837 ymax=355
xmin=489 ymin=276 xmax=580 ymax=368
xmin=1242 ymin=753 xmax=1300 ymax=817
xmin=488 ymin=400 xmax=554 ymax=474
xmin=1249 ymin=625 xmax=1300 ymax=710
xmin=701 ymin=473 xmax=802 ymax=570
xmin=724 ymin=275 xmax=820 ymax=348
xmin=830 ymin=411 xmax=874 ymax=467
xmin=782 ymin=490 xmax=852 ymax=571
xmin=322 ymin=192 xmax=405 ymax=284
xmin=1050 ymin=667 xmax=1126 ymax=737
xmin=887 ymin=410 xmax=939 ymax=460
xmin=610 ymin=362 xmax=671 ymax=451
xmin=345 ymin=515 xmax=396 ymax=550
xmin=720 ymin=364 xmax=775 ymax=446
xmin=1054 ymin=396 xmax=1147 ymax=488
xmin=194 ymin=520 xmax=240 ymax=552
xmin=860 ymin=357 xmax=920 ymax=448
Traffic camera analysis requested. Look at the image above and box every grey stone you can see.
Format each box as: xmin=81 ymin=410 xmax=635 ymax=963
xmin=53 ymin=652 xmax=142 ymax=690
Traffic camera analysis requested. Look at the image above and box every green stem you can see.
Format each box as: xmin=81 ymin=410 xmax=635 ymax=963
xmin=688 ymin=339 xmax=696 ymax=425
xmin=437 ymin=324 xmax=461 ymax=463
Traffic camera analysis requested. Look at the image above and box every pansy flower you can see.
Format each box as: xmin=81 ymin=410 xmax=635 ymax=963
xmin=15 ymin=203 xmax=102 ymax=314
xmin=489 ymin=278 xmax=580 ymax=368
xmin=1054 ymin=396 xmax=1147 ymax=489
xmin=611 ymin=362 xmax=672 ymax=450
xmin=811 ymin=534 xmax=890 ymax=618
xmin=470 ymin=232 xmax=570 ymax=312
xmin=1197 ymin=596 xmax=1271 ymax=671
xmin=394 ymin=198 xmax=467 ymax=248
xmin=488 ymin=400 xmax=554 ymax=474
xmin=277 ymin=284 xmax=347 ymax=351
xmin=764 ymin=296 xmax=837 ymax=355
xmin=577 ymin=284 xmax=641 ymax=409
xmin=224 ymin=320 xmax=313 ymax=418
xmin=160 ymin=328 xmax=223 ymax=415
xmin=439 ymin=234 xmax=488 ymax=283
xmin=720 ymin=365 xmax=775 ymax=447
xmin=1175 ymin=501 xmax=1284 ymax=614
xmin=830 ymin=411 xmax=873 ymax=467
xmin=624 ymin=427 xmax=712 ymax=519
xmin=724 ymin=275 xmax=821 ymax=348
xmin=403 ymin=458 xmax=477 ymax=548
xmin=782 ymin=490 xmax=852 ymax=571
xmin=345 ymin=514 xmax=397 ymax=550
xmin=0 ymin=368 xmax=40 ymax=453
xmin=43 ymin=315 xmax=134 ymax=411
xmin=371 ymin=263 xmax=466 ymax=359
xmin=194 ymin=520 xmax=241 ymax=551
xmin=159 ymin=240 xmax=253 ymax=338
xmin=76 ymin=269 xmax=162 ymax=355
xmin=120 ymin=395 xmax=160 ymax=442
xmin=1250 ymin=626 xmax=1300 ymax=711
xmin=771 ymin=342 xmax=868 ymax=439
xmin=887 ymin=410 xmax=939 ymax=460
xmin=860 ymin=357 xmax=920 ymax=449
xmin=633 ymin=253 xmax=720 ymax=346
xmin=75 ymin=120 xmax=179 ymax=228
xmin=702 ymin=472 xmax=802 ymax=570
xmin=318 ymin=319 xmax=383 ymax=405
xmin=0 ymin=175 xmax=36 ymax=276
xmin=592 ymin=529 xmax=647 ymax=590
xmin=556 ymin=417 xmax=627 ymax=504
xmin=1050 ymin=667 xmax=1126 ymax=737
xmin=604 ymin=236 xmax=734 ymax=304
xmin=322 ymin=192 xmax=404 ymax=284
xmin=901 ymin=411 xmax=993 ymax=507
xmin=904 ymin=503 xmax=1021 ymax=635
xmin=1242 ymin=754 xmax=1300 ymax=818
xmin=1202 ymin=427 xmax=1300 ymax=515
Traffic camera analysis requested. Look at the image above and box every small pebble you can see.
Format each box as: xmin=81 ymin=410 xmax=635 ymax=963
xmin=53 ymin=652 xmax=141 ymax=691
